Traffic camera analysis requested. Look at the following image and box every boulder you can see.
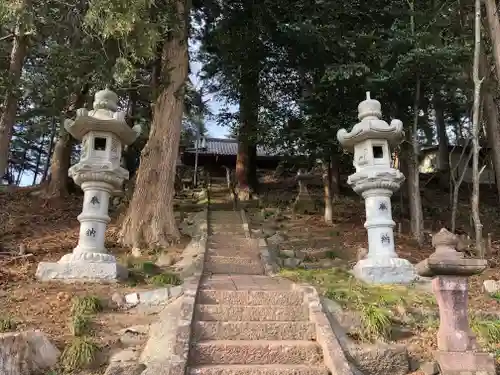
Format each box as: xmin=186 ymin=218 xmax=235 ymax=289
xmin=267 ymin=233 xmax=285 ymax=245
xmin=280 ymin=249 xmax=296 ymax=258
xmin=319 ymin=258 xmax=344 ymax=268
xmin=111 ymin=292 xmax=126 ymax=308
xmin=283 ymin=258 xmax=302 ymax=268
xmin=0 ymin=330 xmax=60 ymax=375
xmin=119 ymin=325 xmax=150 ymax=346
xmin=156 ymin=253 xmax=176 ymax=267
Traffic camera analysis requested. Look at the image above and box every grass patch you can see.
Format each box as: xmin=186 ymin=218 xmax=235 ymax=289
xmin=359 ymin=304 xmax=392 ymax=341
xmin=472 ymin=318 xmax=500 ymax=345
xmin=60 ymin=337 xmax=99 ymax=371
xmin=70 ymin=314 xmax=92 ymax=337
xmin=279 ymin=268 xmax=435 ymax=311
xmin=490 ymin=291 xmax=500 ymax=301
xmin=70 ymin=296 xmax=102 ymax=316
xmin=0 ymin=317 xmax=17 ymax=332
xmin=280 ymin=267 xmax=435 ymax=341
xmin=148 ymin=272 xmax=182 ymax=286
xmin=136 ymin=261 xmax=159 ymax=276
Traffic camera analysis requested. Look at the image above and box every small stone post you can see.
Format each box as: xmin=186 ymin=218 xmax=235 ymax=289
xmin=36 ymin=89 xmax=141 ymax=282
xmin=415 ymin=228 xmax=494 ymax=375
xmin=337 ymin=92 xmax=415 ymax=284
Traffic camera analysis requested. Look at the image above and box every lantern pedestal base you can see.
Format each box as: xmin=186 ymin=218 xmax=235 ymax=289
xmin=434 ymin=351 xmax=495 ymax=375
xmin=353 ymin=257 xmax=416 ymax=284
xmin=35 ymin=258 xmax=127 ymax=283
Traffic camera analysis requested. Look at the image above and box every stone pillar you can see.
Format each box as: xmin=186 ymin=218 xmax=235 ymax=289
xmin=36 ymin=89 xmax=141 ymax=282
xmin=337 ymin=92 xmax=416 ymax=284
xmin=292 ymin=170 xmax=316 ymax=214
xmin=415 ymin=229 xmax=494 ymax=375
xmin=68 ymin=182 xmax=113 ymax=256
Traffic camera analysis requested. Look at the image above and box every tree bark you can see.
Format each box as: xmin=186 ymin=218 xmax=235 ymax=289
xmin=434 ymin=93 xmax=450 ymax=190
xmin=479 ymin=47 xmax=500 ymax=204
xmin=0 ymin=4 xmax=30 ymax=180
xmin=322 ymin=157 xmax=333 ymax=224
xmin=471 ymin=0 xmax=484 ymax=256
xmin=247 ymin=144 xmax=258 ymax=194
xmin=483 ymin=0 xmax=500 ymax=203
xmin=408 ymin=78 xmax=424 ymax=246
xmin=484 ymin=0 xmax=500 ymax=80
xmin=41 ymin=116 xmax=57 ymax=182
xmin=120 ymin=0 xmax=188 ymax=248
xmin=236 ymin=63 xmax=259 ymax=200
xmin=434 ymin=95 xmax=449 ymax=171
xmin=44 ymin=84 xmax=90 ymax=197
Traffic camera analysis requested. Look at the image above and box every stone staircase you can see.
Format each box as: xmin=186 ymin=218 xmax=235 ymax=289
xmin=186 ymin=209 xmax=329 ymax=375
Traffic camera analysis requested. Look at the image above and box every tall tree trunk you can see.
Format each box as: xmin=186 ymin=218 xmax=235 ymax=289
xmin=0 ymin=4 xmax=30 ymax=179
xmin=32 ymin=140 xmax=43 ymax=185
xmin=322 ymin=156 xmax=333 ymax=224
xmin=247 ymin=144 xmax=258 ymax=194
xmin=434 ymin=94 xmax=449 ymax=171
xmin=44 ymin=84 xmax=90 ymax=197
xmin=41 ymin=116 xmax=57 ymax=182
xmin=236 ymin=62 xmax=259 ymax=200
xmin=480 ymin=48 xmax=500 ymax=203
xmin=483 ymin=0 xmax=500 ymax=203
xmin=471 ymin=0 xmax=484 ymax=256
xmin=484 ymin=0 xmax=500 ymax=80
xmin=123 ymin=90 xmax=142 ymax=178
xmin=120 ymin=0 xmax=188 ymax=248
xmin=409 ymin=78 xmax=424 ymax=245
xmin=434 ymin=93 xmax=450 ymax=189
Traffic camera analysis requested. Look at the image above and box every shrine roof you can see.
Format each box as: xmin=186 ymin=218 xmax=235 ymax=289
xmin=184 ymin=137 xmax=279 ymax=158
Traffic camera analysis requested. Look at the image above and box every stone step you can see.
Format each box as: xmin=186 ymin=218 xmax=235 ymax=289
xmin=188 ymin=364 xmax=330 ymax=375
xmin=189 ymin=340 xmax=323 ymax=365
xmin=206 ymin=249 xmax=258 ymax=258
xmin=194 ymin=304 xmax=309 ymax=321
xmin=206 ymin=255 xmax=261 ymax=266
xmin=197 ymin=290 xmax=302 ymax=305
xmin=192 ymin=321 xmax=316 ymax=341
xmin=203 ymin=262 xmax=264 ymax=275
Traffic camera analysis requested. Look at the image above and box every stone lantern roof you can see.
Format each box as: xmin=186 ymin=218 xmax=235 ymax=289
xmin=337 ymin=92 xmax=404 ymax=151
xmin=64 ymin=88 xmax=140 ymax=145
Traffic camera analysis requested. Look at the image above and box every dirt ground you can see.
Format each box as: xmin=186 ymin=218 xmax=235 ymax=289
xmin=0 ymin=187 xmax=192 ymax=373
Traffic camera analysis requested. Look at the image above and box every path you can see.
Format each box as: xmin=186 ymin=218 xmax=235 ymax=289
xmin=187 ymin=188 xmax=329 ymax=375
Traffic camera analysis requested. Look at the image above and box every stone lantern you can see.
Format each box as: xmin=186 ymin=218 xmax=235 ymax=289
xmin=337 ymin=92 xmax=416 ymax=284
xmin=36 ymin=88 xmax=141 ymax=282
xmin=416 ymin=229 xmax=494 ymax=375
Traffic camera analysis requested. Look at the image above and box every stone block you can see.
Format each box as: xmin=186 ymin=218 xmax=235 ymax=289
xmin=36 ymin=261 xmax=127 ymax=282
xmin=124 ymin=287 xmax=179 ymax=306
xmin=0 ymin=330 xmax=60 ymax=375
xmin=136 ymin=288 xmax=170 ymax=305
xmin=353 ymin=257 xmax=416 ymax=284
